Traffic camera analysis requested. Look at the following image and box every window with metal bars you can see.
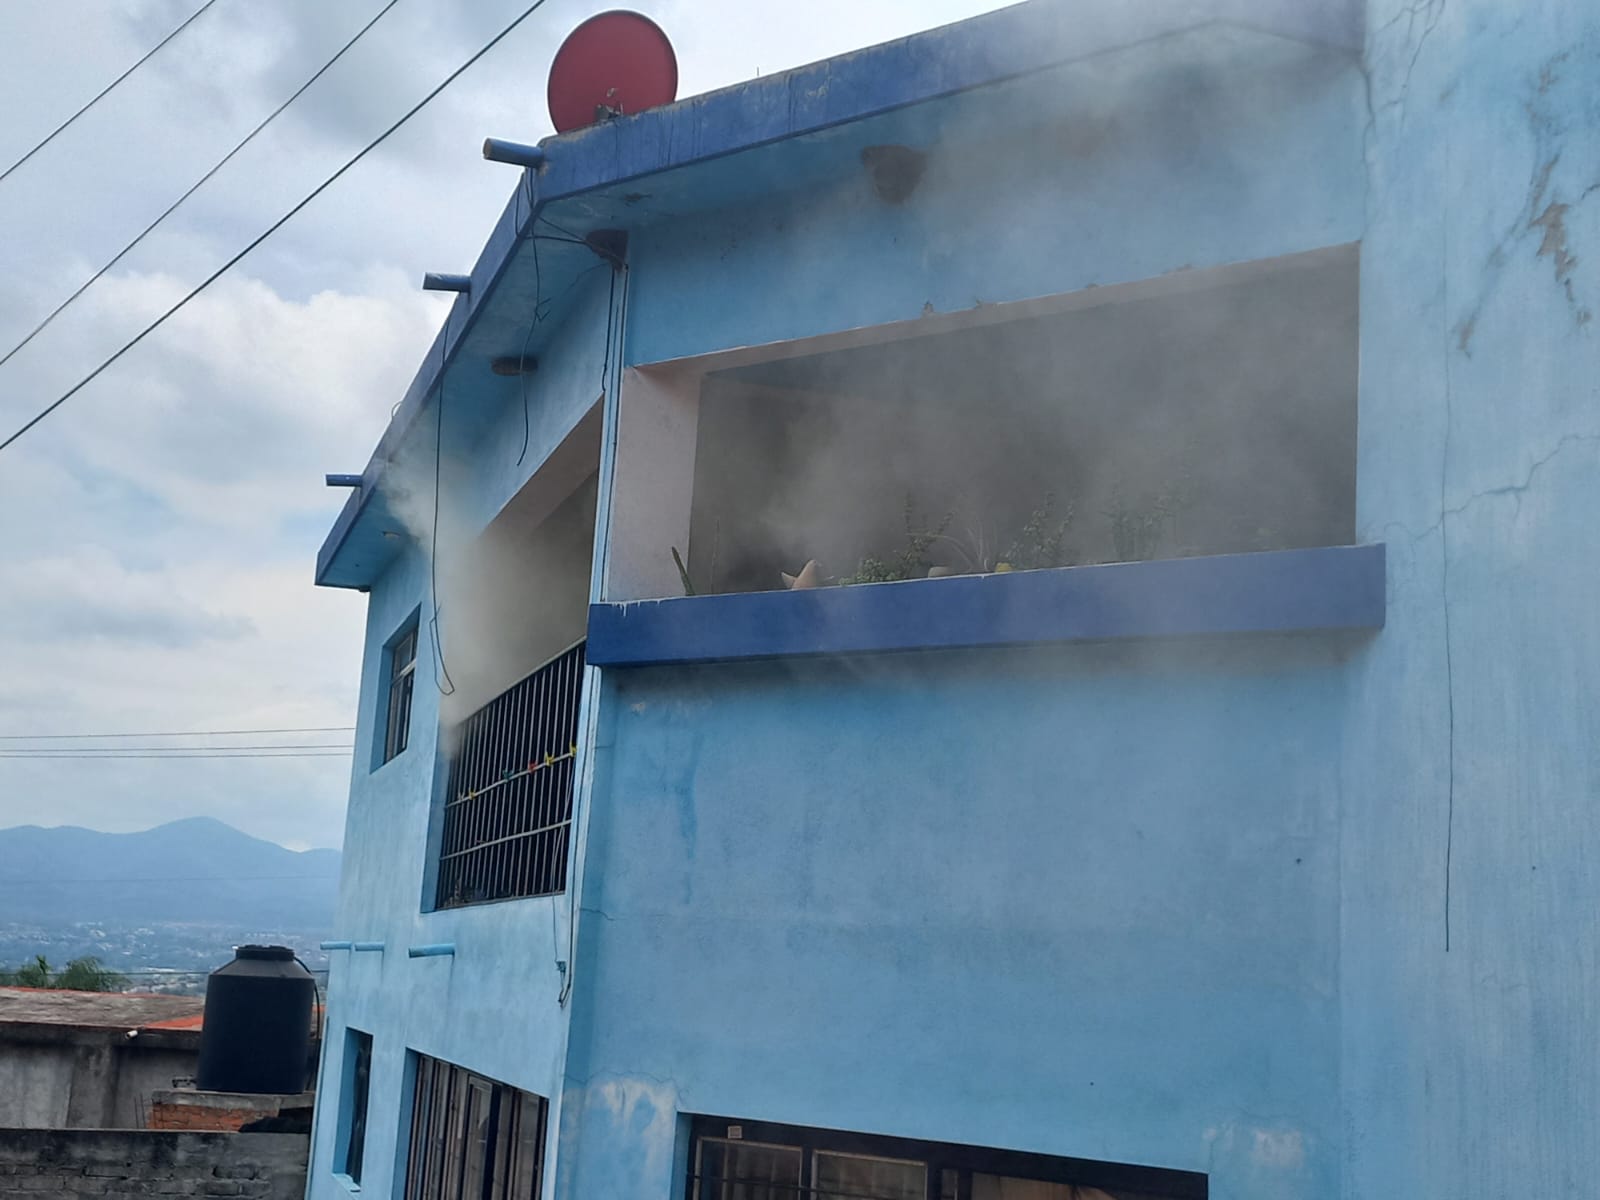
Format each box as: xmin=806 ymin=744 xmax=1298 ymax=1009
xmin=686 ymin=1118 xmax=1206 ymax=1200
xmin=434 ymin=640 xmax=585 ymax=909
xmin=403 ymin=1055 xmax=546 ymax=1200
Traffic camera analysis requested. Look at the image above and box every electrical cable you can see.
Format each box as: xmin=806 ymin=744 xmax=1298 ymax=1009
xmin=510 ymin=168 xmax=541 ymax=466
xmin=516 ymin=231 xmax=541 ymax=467
xmin=0 ymin=751 xmax=351 ymax=760
xmin=518 ymin=176 xmax=544 ymax=467
xmin=0 ymin=0 xmax=224 ymax=187
xmin=559 ymin=249 xmax=629 ymax=1009
xmin=0 ymin=743 xmax=351 ymax=754
xmin=0 ymin=0 xmax=557 ymax=455
xmin=534 ymin=213 xmax=601 ymax=253
xmin=0 ymin=875 xmax=337 ymax=885
xmin=0 ymin=969 xmax=331 ymax=977
xmin=293 ymin=952 xmax=324 ymax=1094
xmin=0 ymin=0 xmax=403 ymax=373
xmin=428 ymin=307 xmax=457 ymax=697
xmin=0 ymin=725 xmax=353 ymax=741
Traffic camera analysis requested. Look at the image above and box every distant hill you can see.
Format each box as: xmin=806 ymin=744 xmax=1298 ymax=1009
xmin=0 ymin=817 xmax=340 ymax=930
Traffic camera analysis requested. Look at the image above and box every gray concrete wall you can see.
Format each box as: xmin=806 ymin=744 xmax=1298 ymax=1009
xmin=108 ymin=1046 xmax=199 ymax=1128
xmin=0 ymin=1129 xmax=307 ymax=1200
xmin=0 ymin=1041 xmax=74 ymax=1127
xmin=0 ymin=1031 xmax=198 ymax=1129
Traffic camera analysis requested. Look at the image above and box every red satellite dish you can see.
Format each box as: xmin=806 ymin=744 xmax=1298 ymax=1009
xmin=547 ymin=11 xmax=679 ymax=134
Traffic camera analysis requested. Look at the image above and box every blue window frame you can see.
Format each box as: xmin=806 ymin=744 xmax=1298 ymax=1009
xmin=379 ymin=619 xmax=419 ymax=767
xmin=336 ymin=1029 xmax=373 ymax=1186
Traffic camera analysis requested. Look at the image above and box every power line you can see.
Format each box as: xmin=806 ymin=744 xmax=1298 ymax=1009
xmin=122 ymin=970 xmax=331 ymax=977
xmin=0 ymin=970 xmax=332 ymax=977
xmin=0 ymin=0 xmax=556 ymax=455
xmin=0 ymin=0 xmax=224 ymax=186
xmin=0 ymin=744 xmax=352 ymax=754
xmin=0 ymin=0 xmax=402 ymax=372
xmin=0 ymin=726 xmax=353 ymax=741
xmin=0 ymin=875 xmax=337 ymax=885
xmin=0 ymin=751 xmax=351 ymax=761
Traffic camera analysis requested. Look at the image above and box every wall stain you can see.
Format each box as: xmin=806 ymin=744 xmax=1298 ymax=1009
xmin=1455 ymin=49 xmax=1598 ymax=352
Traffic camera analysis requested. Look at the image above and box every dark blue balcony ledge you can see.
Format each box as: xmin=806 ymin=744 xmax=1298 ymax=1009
xmin=586 ymin=544 xmax=1385 ymax=668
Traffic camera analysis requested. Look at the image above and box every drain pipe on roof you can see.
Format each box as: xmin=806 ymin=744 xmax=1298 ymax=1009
xmin=482 ymin=138 xmax=545 ymax=169
xmin=407 ymin=943 xmax=456 ymax=959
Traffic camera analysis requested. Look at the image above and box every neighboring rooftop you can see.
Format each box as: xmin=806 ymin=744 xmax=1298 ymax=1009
xmin=0 ymin=987 xmax=204 ymax=1034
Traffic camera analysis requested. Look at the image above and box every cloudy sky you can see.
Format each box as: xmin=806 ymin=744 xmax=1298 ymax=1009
xmin=0 ymin=0 xmax=1012 ymax=850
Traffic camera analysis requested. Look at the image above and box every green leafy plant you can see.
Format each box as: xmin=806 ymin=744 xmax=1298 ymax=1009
xmin=921 ymin=504 xmax=995 ymax=575
xmin=1106 ymin=482 xmax=1181 ymax=562
xmin=838 ymin=555 xmax=901 ymax=585
xmin=840 ymin=497 xmax=953 ymax=584
xmin=1002 ymin=493 xmax=1074 ymax=570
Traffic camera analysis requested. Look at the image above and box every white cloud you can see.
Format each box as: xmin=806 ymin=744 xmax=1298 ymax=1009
xmin=0 ymin=0 xmax=1014 ymax=849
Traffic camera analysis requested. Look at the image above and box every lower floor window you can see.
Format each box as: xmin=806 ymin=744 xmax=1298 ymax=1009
xmin=404 ymin=1055 xmax=547 ymax=1200
xmin=337 ymin=1030 xmax=373 ymax=1184
xmin=689 ymin=1118 xmax=1205 ymax=1200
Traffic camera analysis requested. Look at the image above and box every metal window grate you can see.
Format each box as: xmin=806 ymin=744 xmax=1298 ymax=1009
xmin=686 ymin=1119 xmax=1208 ymax=1200
xmin=435 ymin=641 xmax=585 ymax=909
xmin=404 ymin=1055 xmax=546 ymax=1200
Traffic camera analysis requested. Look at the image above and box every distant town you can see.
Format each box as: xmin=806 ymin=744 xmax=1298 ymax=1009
xmin=0 ymin=818 xmax=337 ymax=993
xmin=0 ymin=921 xmax=332 ymax=994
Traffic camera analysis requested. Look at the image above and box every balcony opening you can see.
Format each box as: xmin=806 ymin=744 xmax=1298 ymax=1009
xmin=606 ymin=247 xmax=1357 ymax=604
xmin=432 ymin=405 xmax=598 ymax=909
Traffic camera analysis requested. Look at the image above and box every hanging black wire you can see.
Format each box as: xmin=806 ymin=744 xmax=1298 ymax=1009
xmin=559 ymin=250 xmax=628 ymax=1009
xmin=0 ymin=0 xmax=558 ymax=455
xmin=0 ymin=0 xmax=223 ymax=186
xmin=514 ymin=170 xmax=542 ymax=467
xmin=0 ymin=0 xmax=402 ymax=373
xmin=429 ymin=308 xmax=457 ymax=697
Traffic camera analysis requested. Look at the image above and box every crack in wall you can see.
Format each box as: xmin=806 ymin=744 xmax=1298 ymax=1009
xmin=1380 ymin=430 xmax=1600 ymax=547
xmin=1366 ymin=0 xmax=1448 ymax=130
xmin=1441 ymin=184 xmax=1457 ymax=953
xmin=1432 ymin=418 xmax=1599 ymax=950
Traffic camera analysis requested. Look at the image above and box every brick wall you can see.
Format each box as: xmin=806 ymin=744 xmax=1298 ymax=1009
xmin=0 ymin=1129 xmax=307 ymax=1200
xmin=147 ymin=1090 xmax=311 ymax=1134
xmin=148 ymin=1102 xmax=268 ymax=1132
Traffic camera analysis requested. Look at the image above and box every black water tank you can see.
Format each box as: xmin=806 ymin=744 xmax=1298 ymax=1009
xmin=196 ymin=945 xmax=315 ymax=1094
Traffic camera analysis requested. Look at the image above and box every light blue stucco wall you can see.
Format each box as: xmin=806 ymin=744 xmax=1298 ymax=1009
xmin=308 ymin=532 xmax=576 ymax=1200
xmin=554 ymin=35 xmax=1369 ymax=1200
xmin=310 ymin=1 xmax=1600 ymax=1197
xmin=560 ymin=642 xmax=1350 ymax=1199
xmin=1341 ymin=2 xmax=1600 ymax=1198
xmin=306 ymin=279 xmax=618 ymax=1200
xmin=624 ymin=46 xmax=1365 ymax=367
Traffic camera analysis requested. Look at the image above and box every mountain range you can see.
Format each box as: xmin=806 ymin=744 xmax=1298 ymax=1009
xmin=0 ymin=817 xmax=340 ymax=931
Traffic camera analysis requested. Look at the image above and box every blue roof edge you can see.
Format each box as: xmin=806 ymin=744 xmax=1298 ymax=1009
xmin=315 ymin=0 xmax=1361 ymax=589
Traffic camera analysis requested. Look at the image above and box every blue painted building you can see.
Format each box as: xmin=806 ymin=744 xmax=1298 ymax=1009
xmin=309 ymin=1 xmax=1600 ymax=1197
